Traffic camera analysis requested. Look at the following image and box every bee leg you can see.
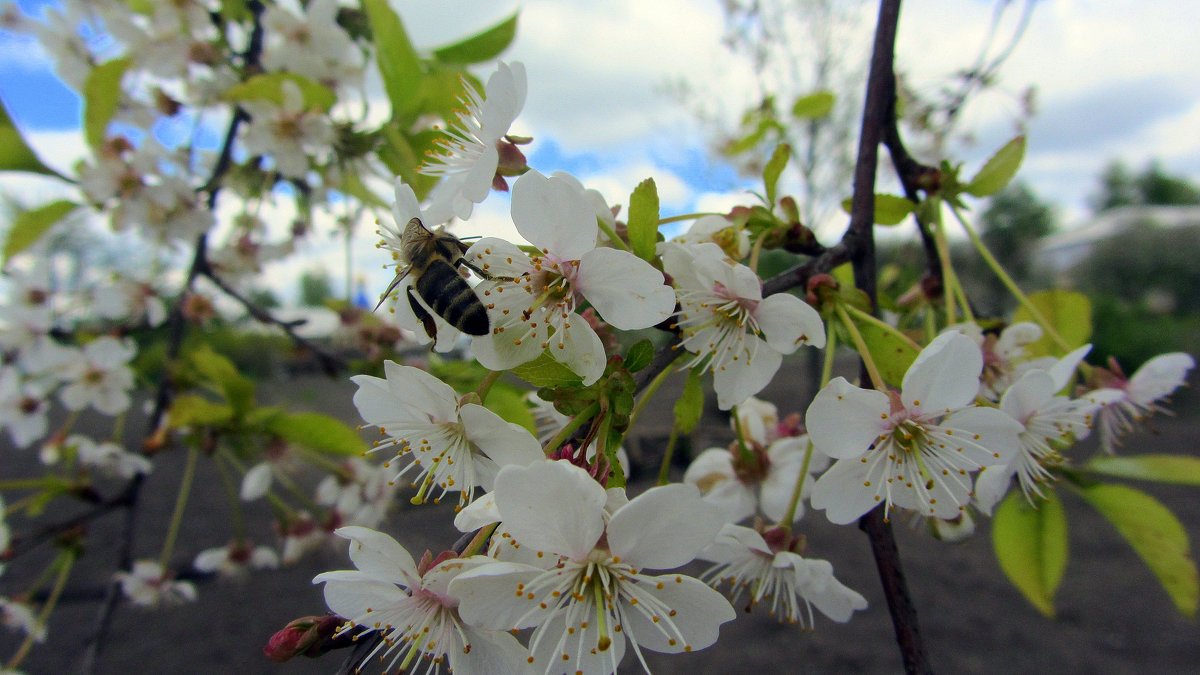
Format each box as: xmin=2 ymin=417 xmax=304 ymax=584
xmin=458 ymin=257 xmax=492 ymax=281
xmin=407 ymin=286 xmax=438 ymax=341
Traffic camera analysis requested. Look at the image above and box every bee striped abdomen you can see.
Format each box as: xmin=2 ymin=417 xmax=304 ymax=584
xmin=414 ymin=259 xmax=490 ymax=336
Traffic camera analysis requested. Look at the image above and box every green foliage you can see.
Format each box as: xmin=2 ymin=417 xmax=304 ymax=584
xmin=188 ymin=345 xmax=256 ymax=415
xmin=762 ymin=143 xmax=789 ymax=208
xmin=1073 ymin=222 xmax=1200 ymax=315
xmin=673 ymin=368 xmax=705 ymax=435
xmin=1091 ymin=159 xmax=1200 ymax=212
xmin=0 ymin=98 xmax=57 ymax=176
xmin=83 ymin=58 xmax=131 ymax=147
xmin=627 ymin=178 xmax=660 ymax=262
xmin=263 ymin=411 xmax=367 ymax=457
xmin=790 ymin=91 xmax=835 ymax=119
xmin=1088 ymin=295 xmax=1200 ymax=369
xmin=362 ymin=0 xmax=423 ymax=119
xmin=839 ymin=193 xmax=915 ymax=226
xmin=855 ymin=319 xmax=918 ymax=389
xmin=511 ymin=352 xmax=584 ymax=388
xmin=965 ymin=135 xmax=1025 ymax=198
xmin=432 ymin=12 xmax=519 ymax=64
xmin=482 ymin=386 xmax=537 ymax=435
xmin=1012 ymin=290 xmax=1091 ymax=357
xmin=622 ymin=340 xmax=655 ymax=373
xmin=1086 ymin=455 xmax=1200 ymax=486
xmin=992 ymin=490 xmax=1068 ymax=617
xmin=223 ymin=73 xmax=336 ymax=110
xmin=169 ymin=393 xmax=235 ymax=428
xmin=2 ymin=200 xmax=78 ymax=263
xmin=299 ymin=270 xmax=334 ymax=307
xmin=1077 ymin=483 xmax=1198 ymax=617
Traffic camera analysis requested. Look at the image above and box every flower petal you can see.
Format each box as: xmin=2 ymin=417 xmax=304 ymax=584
xmin=1129 ymin=352 xmax=1195 ymax=406
xmin=810 ymin=457 xmax=884 ymax=525
xmin=712 ymin=337 xmax=781 ymax=410
xmin=510 ymin=170 xmax=597 ymax=259
xmin=494 ymin=461 xmax=605 ymax=559
xmin=460 ymin=404 xmax=543 ymax=485
xmin=336 ymin=526 xmax=419 ymax=587
xmin=902 ymin=332 xmax=983 ymax=414
xmin=450 ymin=561 xmax=553 ymax=630
xmin=618 ymin=574 xmax=735 ymax=653
xmin=755 ymin=294 xmax=826 ymax=352
xmin=576 ymin=247 xmax=676 ymax=330
xmin=551 ymin=316 xmax=607 ymax=386
xmin=608 ymin=483 xmax=722 ymax=570
xmin=806 ymin=377 xmax=889 ymax=459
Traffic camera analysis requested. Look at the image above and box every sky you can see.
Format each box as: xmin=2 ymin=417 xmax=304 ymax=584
xmin=1 ymin=0 xmax=1198 ymax=302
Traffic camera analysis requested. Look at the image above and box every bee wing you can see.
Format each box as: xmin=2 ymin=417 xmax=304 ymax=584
xmin=373 ymin=267 xmax=411 ymax=311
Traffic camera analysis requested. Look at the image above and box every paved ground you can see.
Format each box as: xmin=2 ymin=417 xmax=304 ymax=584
xmin=2 ymin=360 xmax=1197 ymax=674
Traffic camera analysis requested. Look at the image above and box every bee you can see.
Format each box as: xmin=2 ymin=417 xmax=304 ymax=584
xmin=376 ymin=218 xmax=490 ymax=340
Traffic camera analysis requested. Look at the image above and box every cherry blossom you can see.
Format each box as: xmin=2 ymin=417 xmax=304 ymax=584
xmin=683 ymin=434 xmax=825 ymax=525
xmin=421 ymin=61 xmax=527 ymax=222
xmin=661 ymin=242 xmax=825 ymax=409
xmin=351 ymin=361 xmax=544 ymax=504
xmin=1087 ymin=352 xmax=1195 ymax=454
xmin=0 ymin=598 xmax=44 ymax=643
xmin=673 ymin=215 xmax=749 ymax=260
xmin=115 ymin=561 xmax=197 ymax=607
xmin=0 ymin=367 xmax=49 ymax=449
xmin=194 ymin=541 xmax=280 ymax=578
xmin=450 ymin=461 xmax=736 ymax=675
xmin=313 ymin=527 xmax=529 ymax=674
xmin=314 ymin=457 xmax=397 ymax=530
xmin=58 ymin=336 xmax=137 ymax=416
xmin=807 ymin=332 xmax=1022 ymax=524
xmin=700 ymin=524 xmax=866 ymax=626
xmin=261 ymin=0 xmax=364 ymax=91
xmin=240 ymin=81 xmax=334 ymax=179
xmin=468 ymin=170 xmax=676 ymax=385
xmin=74 ymin=436 xmax=153 ymax=479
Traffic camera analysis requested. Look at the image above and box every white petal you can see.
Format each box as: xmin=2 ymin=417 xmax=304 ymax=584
xmin=454 ymin=491 xmax=502 ymax=532
xmin=576 ymin=247 xmax=676 ymax=330
xmin=551 ymin=316 xmax=607 ymax=386
xmin=336 ymin=526 xmax=419 ymax=587
xmin=902 ymin=332 xmax=983 ymax=414
xmin=940 ymin=405 xmax=1023 ymax=466
xmin=608 ymin=484 xmax=722 ymax=570
xmin=793 ymin=557 xmax=868 ymax=622
xmin=382 ymin=361 xmax=458 ymax=420
xmin=1000 ymin=370 xmax=1057 ymax=424
xmin=1129 ymin=352 xmax=1195 ymax=406
xmin=318 ymin=578 xmax=410 ymax=622
xmin=1046 ymin=344 xmax=1092 ymax=391
xmin=450 ymin=561 xmax=552 ymax=630
xmin=811 ymin=457 xmax=883 ymax=525
xmin=391 ymin=178 xmax=422 ymax=226
xmin=755 ymin=293 xmax=826 ymax=352
xmin=712 ymin=337 xmax=781 ymax=410
xmin=973 ymin=464 xmax=1016 ymax=516
xmin=494 ymin=461 xmax=605 ymax=559
xmin=619 ymin=574 xmax=735 ymax=653
xmin=451 ymin=623 xmax=532 ymax=675
xmin=239 ymin=463 xmax=273 ymax=501
xmin=805 ymin=377 xmax=889 ymax=459
xmin=527 ymin=601 xmax=626 ymax=675
xmin=699 ymin=523 xmax=772 ymax=564
xmin=510 ymin=170 xmax=597 ymax=259
xmin=466 ymin=237 xmax=535 ymax=279
xmin=460 ymin=404 xmax=543 ymax=481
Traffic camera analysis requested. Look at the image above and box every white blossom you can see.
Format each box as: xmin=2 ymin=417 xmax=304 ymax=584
xmin=115 ymin=560 xmax=197 ymax=607
xmin=1087 ymin=352 xmax=1195 ymax=454
xmin=240 ymin=81 xmax=333 ymax=179
xmin=58 ymin=336 xmax=137 ymax=416
xmin=194 ymin=541 xmax=280 ymax=578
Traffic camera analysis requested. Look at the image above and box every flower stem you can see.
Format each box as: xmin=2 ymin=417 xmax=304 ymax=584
xmin=461 ymin=522 xmax=499 ymax=557
xmin=842 ymin=303 xmax=921 ymax=352
xmin=835 ymin=303 xmax=887 ymax=390
xmin=929 ymin=201 xmax=959 ymax=324
xmin=627 ymin=354 xmax=679 ymax=431
xmin=656 ymin=425 xmax=680 ymax=486
xmin=543 ymin=402 xmax=600 ymax=456
xmin=214 ymin=454 xmax=247 ymax=541
xmin=595 ymin=217 xmax=631 ymax=252
xmin=475 ymin=369 xmax=502 ymax=402
xmin=748 ymin=231 xmax=768 ymax=273
xmin=658 ymin=212 xmax=721 ymax=225
xmin=780 ymin=438 xmax=816 ymax=533
xmin=159 ymin=445 xmax=200 ymax=571
xmin=6 ymin=550 xmax=75 ymax=670
xmin=950 ymin=204 xmax=1071 ymax=351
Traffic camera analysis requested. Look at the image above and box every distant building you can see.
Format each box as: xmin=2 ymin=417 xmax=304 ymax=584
xmin=1035 ymin=205 xmax=1200 ymax=272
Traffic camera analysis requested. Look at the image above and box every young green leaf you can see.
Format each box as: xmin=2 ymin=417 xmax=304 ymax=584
xmin=84 ymin=58 xmax=131 ymax=147
xmin=1077 ymin=483 xmax=1198 ymax=616
xmin=168 ymin=394 xmax=235 ymax=428
xmin=790 ymin=90 xmax=835 ymax=119
xmin=763 ymin=143 xmax=790 ymax=208
xmin=965 ymin=135 xmax=1026 ymax=197
xmin=3 ymin=200 xmax=77 ymax=264
xmin=362 ymin=0 xmax=423 ymax=119
xmin=265 ymin=412 xmax=367 ymax=456
xmin=992 ymin=490 xmax=1069 ymax=617
xmin=854 ymin=319 xmax=919 ymax=388
xmin=189 ymin=347 xmax=255 ymax=416
xmin=1085 ymin=455 xmax=1200 ymax=486
xmin=222 ymin=73 xmax=336 ymax=111
xmin=674 ymin=368 xmax=705 ymax=435
xmin=511 ymin=352 xmax=585 ymax=388
xmin=0 ymin=99 xmax=57 ymax=176
xmin=432 ymin=12 xmax=518 ymax=64
xmin=627 ymin=178 xmax=660 ymax=262
xmin=839 ymin=193 xmax=916 ymax=226
xmin=483 ymin=386 xmax=537 ymax=435
xmin=1012 ymin=289 xmax=1092 ymax=357
xmin=623 ymin=339 xmax=655 ymax=373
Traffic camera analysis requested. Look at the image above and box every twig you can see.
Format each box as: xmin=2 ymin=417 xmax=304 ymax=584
xmin=848 ymin=1 xmax=933 ymax=673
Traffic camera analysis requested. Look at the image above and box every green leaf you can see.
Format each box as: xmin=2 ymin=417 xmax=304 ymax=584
xmin=3 ymin=200 xmax=77 ymax=263
xmin=992 ymin=490 xmax=1069 ymax=617
xmin=84 ymin=58 xmax=131 ymax=147
xmin=362 ymin=0 xmax=423 ymax=119
xmin=627 ymin=178 xmax=660 ymax=262
xmin=1078 ymin=483 xmax=1198 ymax=616
xmin=965 ymin=135 xmax=1026 ymax=197
xmin=623 ymin=340 xmax=654 ymax=373
xmin=1012 ymin=290 xmax=1092 ymax=357
xmin=674 ymin=368 xmax=705 ymax=435
xmin=1086 ymin=455 xmax=1200 ymax=486
xmin=0 ymin=98 xmax=57 ymax=176
xmin=222 ymin=73 xmax=336 ymax=111
xmin=763 ymin=143 xmax=790 ymax=208
xmin=511 ymin=352 xmax=584 ymax=388
xmin=339 ymin=169 xmax=389 ymax=209
xmin=265 ymin=412 xmax=367 ymax=457
xmin=856 ymin=320 xmax=919 ymax=389
xmin=378 ymin=125 xmax=439 ymax=199
xmin=790 ymin=90 xmax=835 ymax=119
xmin=484 ymin=385 xmax=537 ymax=435
xmin=432 ymin=12 xmax=518 ymax=64
xmin=839 ymin=193 xmax=915 ymax=226
xmin=168 ymin=394 xmax=235 ymax=428
xmin=188 ymin=347 xmax=255 ymax=415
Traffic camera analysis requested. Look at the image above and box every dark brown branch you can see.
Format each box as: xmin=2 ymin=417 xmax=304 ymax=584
xmin=848 ymin=1 xmax=933 ymax=674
